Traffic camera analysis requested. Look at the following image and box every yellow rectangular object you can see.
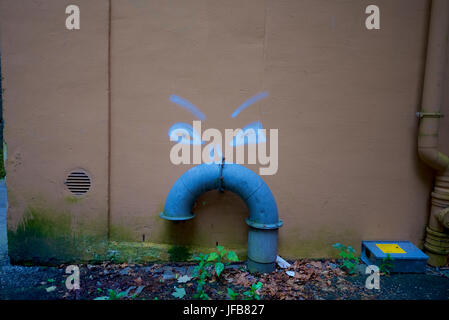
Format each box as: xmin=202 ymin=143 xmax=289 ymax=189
xmin=376 ymin=243 xmax=406 ymax=254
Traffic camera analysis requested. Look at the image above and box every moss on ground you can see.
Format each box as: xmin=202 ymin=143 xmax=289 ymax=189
xmin=168 ymin=245 xmax=191 ymax=261
xmin=7 ymin=206 xmax=108 ymax=265
xmin=7 ymin=206 xmax=246 ymax=265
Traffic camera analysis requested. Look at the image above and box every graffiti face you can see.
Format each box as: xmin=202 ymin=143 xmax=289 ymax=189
xmin=168 ymin=92 xmax=278 ymax=175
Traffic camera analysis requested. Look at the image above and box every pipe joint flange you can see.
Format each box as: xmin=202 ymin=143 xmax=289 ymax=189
xmin=436 ymin=207 xmax=449 ymax=229
xmin=246 ymin=218 xmax=283 ymax=230
xmin=431 ymin=197 xmax=449 ymax=207
xmin=426 ymin=226 xmax=449 ymax=239
xmin=434 ymin=188 xmax=449 ymax=197
xmin=436 ymin=176 xmax=449 ymax=188
xmin=159 ymin=212 xmax=195 ymax=221
xmin=431 ymin=191 xmax=449 ymax=202
xmin=424 ymin=242 xmax=449 ymax=255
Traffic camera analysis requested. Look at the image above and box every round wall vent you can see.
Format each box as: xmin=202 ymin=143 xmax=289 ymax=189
xmin=64 ymin=170 xmax=91 ymax=195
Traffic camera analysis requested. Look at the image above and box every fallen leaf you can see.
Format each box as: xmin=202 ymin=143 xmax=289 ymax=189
xmin=294 ymin=273 xmax=310 ymax=281
xmin=46 ymin=286 xmax=57 ymax=293
xmin=286 ymin=271 xmax=295 ymax=277
xmin=177 ymin=275 xmax=192 ymax=283
xmin=233 ymin=272 xmax=251 ymax=287
xmin=134 ymin=277 xmax=143 ymax=285
xmin=133 ymin=286 xmax=145 ymax=297
xmin=172 ymin=287 xmax=186 ymax=299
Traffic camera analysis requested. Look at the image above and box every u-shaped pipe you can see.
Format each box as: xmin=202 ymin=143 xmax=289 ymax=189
xmin=160 ymin=163 xmax=283 ymax=273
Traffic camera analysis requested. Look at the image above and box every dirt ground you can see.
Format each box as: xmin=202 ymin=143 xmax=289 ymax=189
xmin=1 ymin=259 xmax=448 ymax=300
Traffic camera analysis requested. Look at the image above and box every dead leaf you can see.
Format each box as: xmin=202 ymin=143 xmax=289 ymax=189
xmin=134 ymin=277 xmax=143 ymax=285
xmin=177 ymin=275 xmax=192 ymax=283
xmin=233 ymin=272 xmax=251 ymax=287
xmin=46 ymin=286 xmax=57 ymax=293
xmin=294 ymin=273 xmax=310 ymax=281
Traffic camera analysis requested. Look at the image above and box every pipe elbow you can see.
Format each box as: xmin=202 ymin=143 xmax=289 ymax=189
xmin=418 ymin=147 xmax=449 ymax=172
xmin=160 ymin=164 xmax=221 ymax=221
xmin=160 ymin=163 xmax=283 ymax=273
xmin=159 ymin=178 xmax=196 ymax=221
xmin=221 ymin=164 xmax=282 ymax=229
xmin=161 ymin=163 xmax=282 ymax=229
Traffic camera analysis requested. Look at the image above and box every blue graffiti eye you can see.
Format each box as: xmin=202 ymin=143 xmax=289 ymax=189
xmin=169 ymin=95 xmax=206 ymax=121
xmin=168 ymin=122 xmax=204 ymax=145
xmin=230 ymin=121 xmax=267 ymax=147
xmin=231 ymin=92 xmax=268 ymax=118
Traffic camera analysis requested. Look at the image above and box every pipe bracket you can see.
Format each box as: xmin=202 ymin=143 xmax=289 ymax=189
xmin=246 ymin=218 xmax=283 ymax=230
xmin=416 ymin=112 xmax=444 ymax=119
xmin=218 ymin=159 xmax=224 ymax=193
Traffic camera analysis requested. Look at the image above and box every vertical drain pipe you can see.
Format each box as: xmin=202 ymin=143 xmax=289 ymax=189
xmin=417 ymin=0 xmax=449 ymax=266
xmin=107 ymin=0 xmax=113 ymax=240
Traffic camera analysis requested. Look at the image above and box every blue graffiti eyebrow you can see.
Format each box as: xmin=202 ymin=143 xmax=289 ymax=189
xmin=231 ymin=92 xmax=268 ymax=118
xmin=169 ymin=94 xmax=206 ymax=121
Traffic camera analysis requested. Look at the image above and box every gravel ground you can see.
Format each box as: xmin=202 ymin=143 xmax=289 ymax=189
xmin=1 ymin=261 xmax=448 ymax=300
xmin=0 ymin=265 xmax=65 ymax=299
xmin=346 ymin=271 xmax=449 ymax=300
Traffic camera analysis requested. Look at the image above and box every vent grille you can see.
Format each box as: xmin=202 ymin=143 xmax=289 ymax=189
xmin=65 ymin=171 xmax=91 ymax=195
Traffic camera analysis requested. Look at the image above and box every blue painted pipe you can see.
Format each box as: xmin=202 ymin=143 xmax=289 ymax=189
xmin=160 ymin=163 xmax=283 ymax=273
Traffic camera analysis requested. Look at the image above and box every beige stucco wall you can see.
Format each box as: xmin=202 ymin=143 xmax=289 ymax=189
xmin=0 ymin=0 xmax=110 ymax=261
xmin=1 ymin=0 xmax=446 ymax=262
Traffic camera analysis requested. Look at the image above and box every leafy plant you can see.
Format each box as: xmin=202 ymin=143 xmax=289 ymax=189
xmin=195 ymin=290 xmax=210 ymax=300
xmin=191 ymin=246 xmax=239 ymax=300
xmin=206 ymin=245 xmax=239 ymax=277
xmin=243 ymin=282 xmax=263 ymax=300
xmin=192 ymin=253 xmax=212 ymax=300
xmin=94 ymin=289 xmax=128 ymax=300
xmin=227 ymin=288 xmax=239 ymax=300
xmin=107 ymin=289 xmax=128 ymax=300
xmin=332 ymin=243 xmax=359 ymax=274
xmin=380 ymin=253 xmax=394 ymax=275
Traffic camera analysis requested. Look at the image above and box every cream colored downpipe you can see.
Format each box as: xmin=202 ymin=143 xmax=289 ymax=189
xmin=418 ymin=0 xmax=449 ymax=266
